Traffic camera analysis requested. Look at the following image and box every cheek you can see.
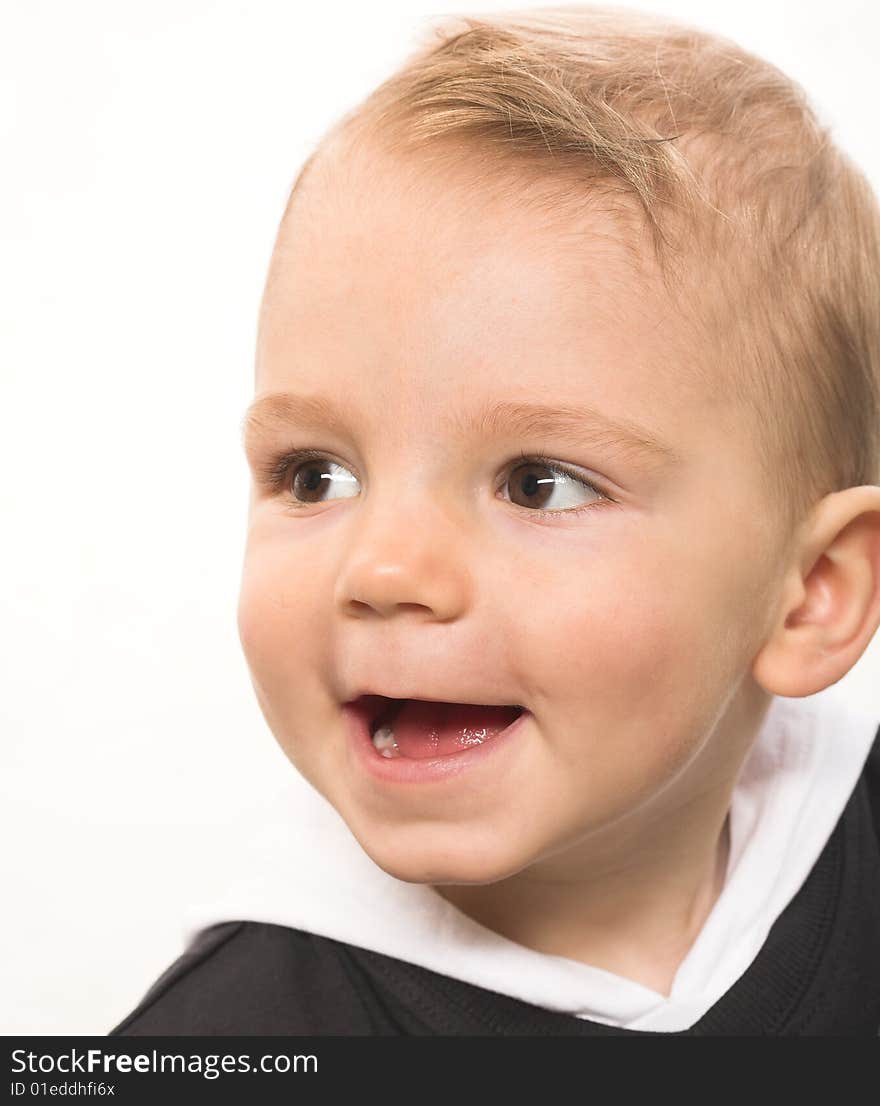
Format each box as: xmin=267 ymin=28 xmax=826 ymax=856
xmin=512 ymin=543 xmax=749 ymax=794
xmin=236 ymin=544 xmax=325 ymax=683
xmin=236 ymin=547 xmax=338 ymax=780
xmin=237 ymin=556 xmax=285 ymax=668
xmin=526 ymin=505 xmax=762 ymax=694
xmin=515 ymin=560 xmax=702 ymax=693
xmin=556 ymin=589 xmax=711 ymax=732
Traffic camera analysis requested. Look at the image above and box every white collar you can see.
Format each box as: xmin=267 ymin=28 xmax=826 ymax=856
xmin=182 ymin=688 xmax=878 ymax=1032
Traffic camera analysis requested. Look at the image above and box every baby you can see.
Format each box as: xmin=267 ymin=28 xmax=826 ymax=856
xmin=111 ymin=5 xmax=880 ymax=1035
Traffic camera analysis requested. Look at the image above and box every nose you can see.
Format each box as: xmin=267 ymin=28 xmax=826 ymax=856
xmin=333 ymin=493 xmax=472 ymax=622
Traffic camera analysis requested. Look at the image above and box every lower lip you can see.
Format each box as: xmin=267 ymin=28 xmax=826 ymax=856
xmin=343 ymin=703 xmax=530 ymax=785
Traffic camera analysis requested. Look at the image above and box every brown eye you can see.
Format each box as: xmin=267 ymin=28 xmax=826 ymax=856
xmin=262 ymin=448 xmax=609 ymax=518
xmin=504 ymin=458 xmax=605 ymax=515
xmin=280 ymin=453 xmax=358 ymax=504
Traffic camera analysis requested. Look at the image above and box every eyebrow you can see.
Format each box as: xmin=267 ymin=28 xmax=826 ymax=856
xmin=241 ymin=391 xmax=682 ymax=469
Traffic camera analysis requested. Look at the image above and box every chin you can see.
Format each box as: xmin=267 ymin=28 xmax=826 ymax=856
xmin=349 ymin=820 xmax=533 ymax=886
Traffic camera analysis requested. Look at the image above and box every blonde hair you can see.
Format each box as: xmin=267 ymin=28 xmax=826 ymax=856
xmin=285 ymin=5 xmax=880 ymax=536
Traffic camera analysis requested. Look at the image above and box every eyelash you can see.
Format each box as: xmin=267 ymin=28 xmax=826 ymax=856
xmin=256 ymin=447 xmax=614 ymax=520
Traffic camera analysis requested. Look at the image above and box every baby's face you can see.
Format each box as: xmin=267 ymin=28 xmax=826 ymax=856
xmin=238 ymin=142 xmax=784 ymax=884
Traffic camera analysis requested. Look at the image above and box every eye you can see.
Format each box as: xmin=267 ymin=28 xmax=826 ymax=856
xmin=500 ymin=453 xmax=610 ymax=518
xmin=258 ymin=447 xmax=612 ymax=519
xmin=262 ymin=448 xmax=359 ymax=506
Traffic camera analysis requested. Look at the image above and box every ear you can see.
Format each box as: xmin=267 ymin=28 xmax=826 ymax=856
xmin=752 ymin=486 xmax=880 ymax=697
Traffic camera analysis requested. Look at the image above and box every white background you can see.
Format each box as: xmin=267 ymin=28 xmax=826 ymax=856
xmin=2 ymin=0 xmax=878 ymax=1035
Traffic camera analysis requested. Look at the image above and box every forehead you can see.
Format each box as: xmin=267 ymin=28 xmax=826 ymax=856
xmin=271 ymin=135 xmax=657 ymax=313
xmin=256 ymin=138 xmax=714 ymax=445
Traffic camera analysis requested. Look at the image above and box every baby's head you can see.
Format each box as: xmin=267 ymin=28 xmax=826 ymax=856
xmin=237 ymin=7 xmax=880 ymax=888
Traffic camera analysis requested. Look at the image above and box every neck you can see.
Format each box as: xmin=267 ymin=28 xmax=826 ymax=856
xmin=435 ymin=799 xmax=732 ymax=996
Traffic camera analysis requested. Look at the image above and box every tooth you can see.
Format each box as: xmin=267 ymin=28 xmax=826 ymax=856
xmin=372 ymin=723 xmax=400 ymax=758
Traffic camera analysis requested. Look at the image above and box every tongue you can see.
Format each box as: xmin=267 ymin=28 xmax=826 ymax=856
xmin=389 ymin=700 xmax=521 ymax=759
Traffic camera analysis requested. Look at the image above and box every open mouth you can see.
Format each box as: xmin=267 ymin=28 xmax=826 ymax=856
xmin=351 ymin=695 xmax=525 ymax=760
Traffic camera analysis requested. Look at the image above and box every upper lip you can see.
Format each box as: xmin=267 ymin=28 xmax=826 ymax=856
xmin=344 ymin=689 xmax=523 ymax=709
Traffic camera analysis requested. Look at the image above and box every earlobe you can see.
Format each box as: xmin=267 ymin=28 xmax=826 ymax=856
xmin=751 ymin=486 xmax=880 ymax=698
